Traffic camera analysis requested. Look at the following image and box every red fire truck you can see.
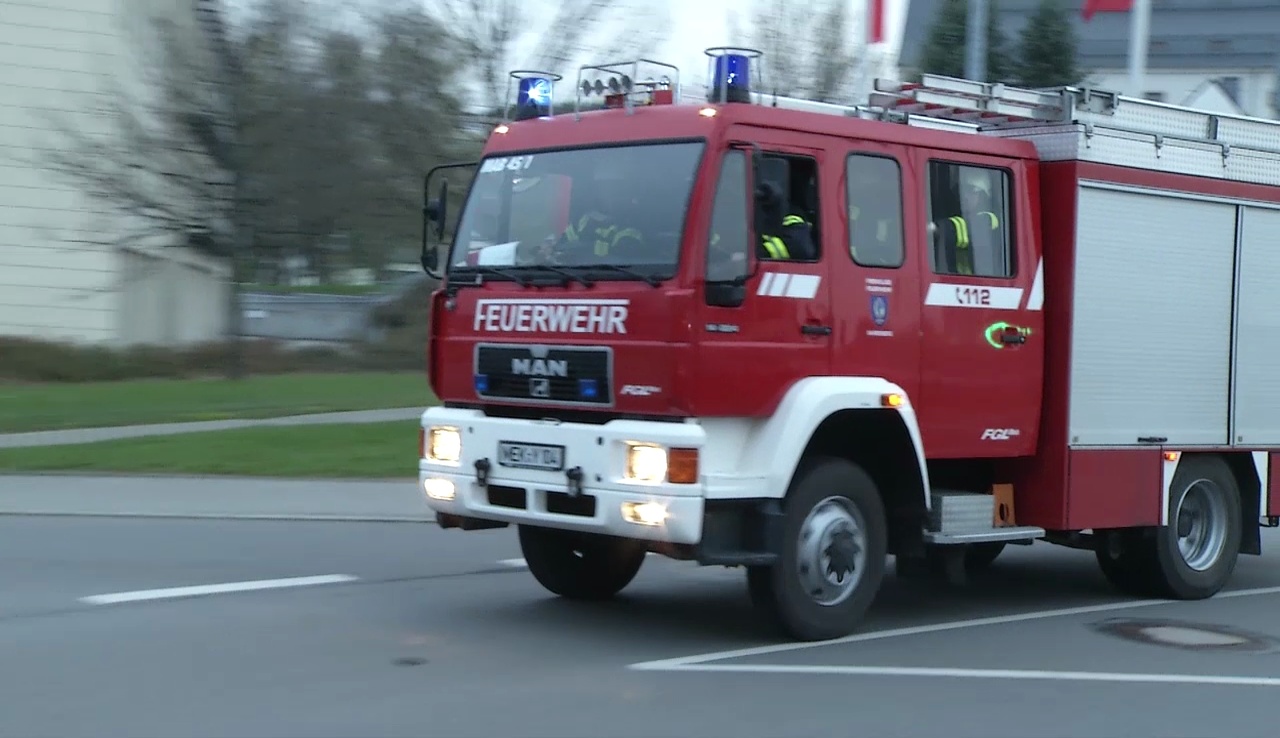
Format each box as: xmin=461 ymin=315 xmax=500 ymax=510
xmin=417 ymin=48 xmax=1280 ymax=641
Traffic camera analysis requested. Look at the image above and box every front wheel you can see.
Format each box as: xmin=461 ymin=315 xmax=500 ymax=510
xmin=517 ymin=525 xmax=647 ymax=601
xmin=747 ymin=456 xmax=888 ymax=641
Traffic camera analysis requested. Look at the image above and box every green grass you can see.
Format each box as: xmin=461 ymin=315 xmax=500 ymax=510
xmin=0 ymin=372 xmax=436 ymax=434
xmin=0 ymin=420 xmax=420 ymax=478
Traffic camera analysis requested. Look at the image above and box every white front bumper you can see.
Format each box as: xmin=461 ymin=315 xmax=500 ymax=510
xmin=417 ymin=407 xmax=712 ymax=544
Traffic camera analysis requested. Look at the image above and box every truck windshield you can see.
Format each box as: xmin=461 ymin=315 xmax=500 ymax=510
xmin=448 ymin=141 xmax=704 ymax=280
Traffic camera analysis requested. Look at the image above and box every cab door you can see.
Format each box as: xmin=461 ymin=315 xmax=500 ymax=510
xmin=914 ymin=153 xmax=1044 ymax=458
xmin=694 ymin=127 xmax=835 ymax=417
xmin=829 ymin=145 xmax=921 ymax=402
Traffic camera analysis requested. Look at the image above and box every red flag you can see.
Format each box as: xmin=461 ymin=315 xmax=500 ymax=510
xmin=1082 ymin=0 xmax=1133 ymax=21
xmin=867 ymin=0 xmax=884 ymax=44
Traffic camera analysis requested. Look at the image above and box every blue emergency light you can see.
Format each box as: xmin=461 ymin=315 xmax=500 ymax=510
xmin=516 ymin=76 xmax=553 ymax=120
xmin=705 ymin=47 xmax=760 ymax=104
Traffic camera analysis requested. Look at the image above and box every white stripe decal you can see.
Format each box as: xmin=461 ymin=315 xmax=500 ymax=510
xmin=1253 ymin=451 xmax=1270 ymax=518
xmin=1026 ymin=258 xmax=1044 ymax=311
xmin=1161 ymin=454 xmax=1179 ymax=526
xmin=756 ymin=272 xmax=822 ymax=300
xmin=785 ymin=274 xmax=821 ymax=298
xmin=924 ymin=283 xmax=1024 ymax=310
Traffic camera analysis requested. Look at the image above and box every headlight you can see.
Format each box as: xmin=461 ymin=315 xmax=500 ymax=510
xmin=426 ymin=426 xmax=461 ymax=464
xmin=625 ymin=443 xmax=667 ymax=483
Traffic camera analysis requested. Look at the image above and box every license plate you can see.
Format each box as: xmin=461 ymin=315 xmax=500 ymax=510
xmin=497 ymin=441 xmax=565 ymax=471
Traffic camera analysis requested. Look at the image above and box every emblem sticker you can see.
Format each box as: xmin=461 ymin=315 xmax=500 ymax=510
xmin=870 ymin=295 xmax=889 ymax=326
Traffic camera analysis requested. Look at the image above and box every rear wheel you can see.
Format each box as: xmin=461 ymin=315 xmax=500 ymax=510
xmin=1095 ymin=455 xmax=1241 ymax=600
xmin=963 ymin=541 xmax=1007 ymax=571
xmin=747 ymin=456 xmax=888 ymax=641
xmin=517 ymin=525 xmax=647 ymax=601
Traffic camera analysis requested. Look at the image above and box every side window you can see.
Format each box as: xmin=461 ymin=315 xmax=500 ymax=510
xmin=927 ymin=161 xmax=1015 ymax=278
xmin=757 ymin=153 xmax=820 ymax=262
xmin=705 ymin=150 xmax=750 ymax=284
xmin=847 ymin=154 xmax=904 ymax=268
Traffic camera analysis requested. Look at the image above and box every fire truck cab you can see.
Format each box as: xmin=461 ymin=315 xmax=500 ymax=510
xmin=418 ymin=48 xmax=1280 ymax=641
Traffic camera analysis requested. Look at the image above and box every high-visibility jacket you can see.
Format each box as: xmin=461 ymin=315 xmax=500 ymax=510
xmin=563 ymin=211 xmax=643 ymax=256
xmin=938 ymin=211 xmax=999 ymax=275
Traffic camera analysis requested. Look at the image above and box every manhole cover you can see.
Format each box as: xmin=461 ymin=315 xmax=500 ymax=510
xmin=1092 ymin=618 xmax=1279 ymax=653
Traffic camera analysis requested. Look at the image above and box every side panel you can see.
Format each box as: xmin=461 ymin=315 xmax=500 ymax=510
xmin=1066 ymin=448 xmax=1162 ymax=529
xmin=1231 ymin=206 xmax=1280 ymax=445
xmin=1068 ymin=183 xmax=1236 ymax=447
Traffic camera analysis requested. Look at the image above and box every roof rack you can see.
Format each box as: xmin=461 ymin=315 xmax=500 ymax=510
xmin=866 ymin=73 xmax=1280 ymax=157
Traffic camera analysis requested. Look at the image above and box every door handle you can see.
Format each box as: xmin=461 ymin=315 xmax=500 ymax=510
xmin=801 ymin=324 xmax=832 ymax=336
xmin=998 ymin=330 xmax=1027 ymax=345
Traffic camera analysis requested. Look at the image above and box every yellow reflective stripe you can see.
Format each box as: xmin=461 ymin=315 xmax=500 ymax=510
xmin=612 ymin=227 xmax=641 ymax=247
xmin=761 ymin=235 xmax=789 ymax=259
xmin=949 ymin=216 xmax=973 ymax=275
xmin=978 ymin=211 xmax=999 ymax=228
xmin=782 ymin=214 xmax=806 ymax=227
xmin=564 ymin=223 xmax=578 ymax=241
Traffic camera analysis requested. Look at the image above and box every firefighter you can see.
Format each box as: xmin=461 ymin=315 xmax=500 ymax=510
xmin=554 ymin=170 xmax=645 ymax=261
xmin=934 ymin=174 xmax=1001 ymax=275
xmin=756 ymin=180 xmax=814 ymax=261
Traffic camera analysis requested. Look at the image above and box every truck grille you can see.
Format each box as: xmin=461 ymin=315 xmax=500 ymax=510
xmin=473 ymin=343 xmax=613 ymax=406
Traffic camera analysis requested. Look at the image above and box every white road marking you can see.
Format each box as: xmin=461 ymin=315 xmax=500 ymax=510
xmin=645 ymin=663 xmax=1280 ymax=687
xmin=80 ymin=574 xmax=359 ymax=605
xmin=628 ymin=583 xmax=1280 ymax=673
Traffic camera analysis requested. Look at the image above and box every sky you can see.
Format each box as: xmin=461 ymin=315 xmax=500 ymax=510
xmin=224 ymin=0 xmax=914 ymax=107
xmin=656 ymin=0 xmax=912 ymax=88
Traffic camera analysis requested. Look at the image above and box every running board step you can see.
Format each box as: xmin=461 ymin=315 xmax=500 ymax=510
xmin=924 ymin=489 xmax=1044 ymax=545
xmin=924 ymin=526 xmax=1045 ymax=545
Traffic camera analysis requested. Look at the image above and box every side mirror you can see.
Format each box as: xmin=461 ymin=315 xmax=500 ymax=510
xmin=422 ymin=168 xmax=463 ymax=279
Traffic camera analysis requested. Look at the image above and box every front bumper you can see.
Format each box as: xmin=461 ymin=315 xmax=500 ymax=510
xmin=417 ymin=407 xmax=709 ymax=544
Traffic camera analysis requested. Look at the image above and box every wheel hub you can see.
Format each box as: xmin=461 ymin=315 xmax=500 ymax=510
xmin=796 ymin=497 xmax=867 ymax=607
xmin=1175 ymin=479 xmax=1228 ymax=572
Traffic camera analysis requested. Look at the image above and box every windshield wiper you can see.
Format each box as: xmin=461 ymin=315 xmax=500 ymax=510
xmin=526 ymin=264 xmax=594 ymax=287
xmin=593 ymin=263 xmax=662 ymax=287
xmin=454 ymin=265 xmax=531 ymax=286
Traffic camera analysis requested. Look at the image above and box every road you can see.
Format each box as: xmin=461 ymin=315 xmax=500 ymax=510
xmin=4 ymin=513 xmax=1280 ymax=737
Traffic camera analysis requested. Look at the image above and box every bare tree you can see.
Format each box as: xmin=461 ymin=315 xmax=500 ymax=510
xmin=740 ymin=0 xmax=861 ymax=102
xmin=431 ymin=0 xmax=670 ymax=116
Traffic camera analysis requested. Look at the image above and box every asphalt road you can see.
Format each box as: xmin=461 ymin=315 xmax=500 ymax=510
xmin=5 ymin=515 xmax=1280 ymax=738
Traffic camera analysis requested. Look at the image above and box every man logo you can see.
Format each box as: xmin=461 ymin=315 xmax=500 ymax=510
xmin=511 ymin=358 xmax=568 ymax=377
xmin=529 ymin=378 xmax=551 ymax=398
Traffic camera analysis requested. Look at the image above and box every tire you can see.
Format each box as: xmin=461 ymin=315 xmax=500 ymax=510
xmin=746 ymin=456 xmax=888 ymax=641
xmin=517 ymin=524 xmax=647 ymax=601
xmin=963 ymin=541 xmax=1007 ymax=572
xmin=1095 ymin=455 xmax=1242 ymax=600
xmin=1095 ymin=528 xmax=1159 ymax=597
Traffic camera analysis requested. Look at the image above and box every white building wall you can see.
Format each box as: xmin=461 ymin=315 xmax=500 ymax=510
xmin=0 ymin=0 xmax=230 ymax=347
xmin=1082 ymin=68 xmax=1279 ymax=119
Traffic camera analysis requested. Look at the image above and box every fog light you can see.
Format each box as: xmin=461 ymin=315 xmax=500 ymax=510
xmin=423 ymin=478 xmax=455 ymax=501
xmin=427 ymin=426 xmax=461 ymax=464
xmin=621 ymin=500 xmax=668 ymax=526
xmin=625 ymin=443 xmax=667 ymax=483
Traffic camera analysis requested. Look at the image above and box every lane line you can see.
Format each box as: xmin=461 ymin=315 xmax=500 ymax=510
xmin=645 ymin=663 xmax=1280 ymax=687
xmin=629 ymin=583 xmax=1280 ymax=671
xmin=80 ymin=574 xmax=359 ymax=605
